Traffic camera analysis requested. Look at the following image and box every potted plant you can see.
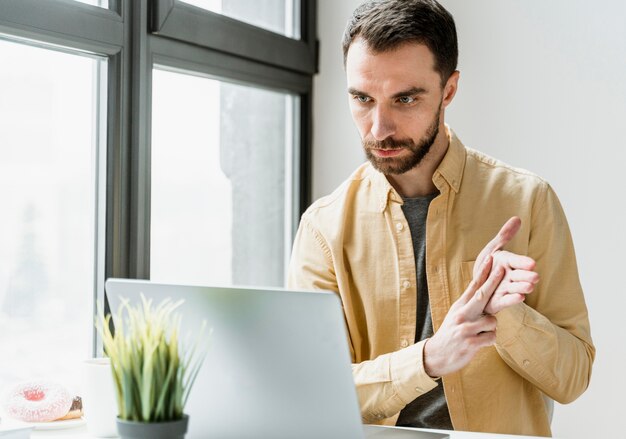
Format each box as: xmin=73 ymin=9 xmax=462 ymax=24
xmin=96 ymin=295 xmax=209 ymax=439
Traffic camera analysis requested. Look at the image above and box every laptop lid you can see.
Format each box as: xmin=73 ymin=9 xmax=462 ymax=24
xmin=105 ymin=279 xmax=364 ymax=439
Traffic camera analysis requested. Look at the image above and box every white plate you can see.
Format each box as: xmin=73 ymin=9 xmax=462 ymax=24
xmin=30 ymin=417 xmax=86 ymax=430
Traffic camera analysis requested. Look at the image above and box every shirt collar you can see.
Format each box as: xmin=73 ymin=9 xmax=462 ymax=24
xmin=434 ymin=126 xmax=466 ymax=194
xmin=365 ymin=125 xmax=467 ymax=212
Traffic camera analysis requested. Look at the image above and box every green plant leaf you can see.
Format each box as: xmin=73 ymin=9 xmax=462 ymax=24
xmin=95 ymin=293 xmax=209 ymax=422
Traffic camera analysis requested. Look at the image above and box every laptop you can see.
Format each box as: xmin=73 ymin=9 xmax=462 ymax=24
xmin=105 ymin=279 xmax=448 ymax=439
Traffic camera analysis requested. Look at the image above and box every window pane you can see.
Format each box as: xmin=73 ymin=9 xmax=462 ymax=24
xmin=73 ymin=0 xmax=109 ymax=8
xmin=0 ymin=39 xmax=103 ymax=394
xmin=181 ymin=0 xmax=300 ymax=39
xmin=151 ymin=68 xmax=297 ymax=288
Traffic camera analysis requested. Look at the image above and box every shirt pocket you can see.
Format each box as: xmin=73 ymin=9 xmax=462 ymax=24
xmin=461 ymin=260 xmax=476 ymax=290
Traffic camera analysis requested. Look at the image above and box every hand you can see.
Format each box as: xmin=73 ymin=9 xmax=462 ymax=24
xmin=473 ymin=217 xmax=540 ymax=315
xmin=424 ymin=254 xmax=504 ymax=378
xmin=483 ymin=250 xmax=539 ymax=314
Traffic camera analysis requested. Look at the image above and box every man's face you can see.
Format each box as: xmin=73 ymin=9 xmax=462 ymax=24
xmin=346 ymin=39 xmax=447 ymax=175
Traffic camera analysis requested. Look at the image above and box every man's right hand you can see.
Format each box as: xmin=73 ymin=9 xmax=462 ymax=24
xmin=423 ymin=254 xmax=504 ymax=378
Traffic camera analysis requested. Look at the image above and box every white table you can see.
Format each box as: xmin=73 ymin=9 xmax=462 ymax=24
xmin=29 ymin=424 xmax=549 ymax=439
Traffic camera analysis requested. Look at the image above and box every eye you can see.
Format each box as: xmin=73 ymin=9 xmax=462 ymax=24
xmin=398 ymin=96 xmax=415 ymax=104
xmin=353 ymin=94 xmax=371 ymax=104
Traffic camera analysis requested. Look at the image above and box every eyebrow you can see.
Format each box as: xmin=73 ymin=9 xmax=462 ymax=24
xmin=347 ymin=87 xmax=369 ymax=97
xmin=391 ymin=87 xmax=427 ymax=98
xmin=347 ymin=87 xmax=428 ymax=98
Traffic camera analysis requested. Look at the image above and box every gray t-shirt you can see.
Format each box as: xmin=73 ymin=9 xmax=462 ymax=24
xmin=396 ymin=193 xmax=453 ymax=430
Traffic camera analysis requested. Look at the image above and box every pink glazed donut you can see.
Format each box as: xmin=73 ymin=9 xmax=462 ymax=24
xmin=4 ymin=380 xmax=73 ymax=422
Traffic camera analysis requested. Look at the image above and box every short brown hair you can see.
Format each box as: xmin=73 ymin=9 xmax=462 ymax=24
xmin=342 ymin=0 xmax=458 ymax=86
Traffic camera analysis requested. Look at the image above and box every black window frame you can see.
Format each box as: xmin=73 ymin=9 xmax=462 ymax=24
xmin=151 ymin=0 xmax=317 ymax=75
xmin=0 ymin=0 xmax=317 ymax=354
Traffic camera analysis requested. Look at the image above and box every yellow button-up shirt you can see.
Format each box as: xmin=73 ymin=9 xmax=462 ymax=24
xmin=287 ymin=128 xmax=594 ymax=437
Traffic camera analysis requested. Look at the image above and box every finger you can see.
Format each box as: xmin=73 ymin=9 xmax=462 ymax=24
xmin=464 ymin=314 xmax=497 ymax=335
xmin=486 ymin=293 xmax=526 ymax=314
xmin=460 ymin=254 xmax=493 ymax=304
xmin=506 ymin=269 xmax=540 ymax=284
xmin=472 ymin=330 xmax=497 ymax=349
xmin=474 ymin=217 xmax=522 ymax=275
xmin=495 ymin=281 xmax=534 ymax=296
xmin=492 ymin=217 xmax=522 ymax=252
xmin=466 ymin=265 xmax=505 ymax=315
xmin=496 ymin=251 xmax=536 ymax=271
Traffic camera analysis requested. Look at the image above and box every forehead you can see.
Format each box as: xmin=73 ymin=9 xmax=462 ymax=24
xmin=345 ymin=39 xmax=440 ymax=93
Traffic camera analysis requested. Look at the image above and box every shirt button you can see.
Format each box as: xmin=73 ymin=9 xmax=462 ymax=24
xmin=523 ymin=359 xmax=531 ymax=367
xmin=400 ymin=339 xmax=409 ymax=348
xmin=402 ymin=280 xmax=411 ymax=289
xmin=395 ymin=222 xmax=404 ymax=232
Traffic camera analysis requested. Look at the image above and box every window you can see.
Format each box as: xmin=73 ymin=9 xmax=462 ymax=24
xmin=0 ymin=39 xmax=106 ymax=390
xmin=151 ymin=0 xmax=316 ymax=74
xmin=0 ymin=0 xmax=315 ymax=387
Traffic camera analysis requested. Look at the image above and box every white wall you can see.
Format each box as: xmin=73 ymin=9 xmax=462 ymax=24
xmin=314 ymin=1 xmax=626 ymax=438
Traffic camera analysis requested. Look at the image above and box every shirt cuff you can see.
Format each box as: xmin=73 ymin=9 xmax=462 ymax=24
xmin=495 ymin=302 xmax=527 ymax=346
xmin=389 ymin=339 xmax=439 ymax=404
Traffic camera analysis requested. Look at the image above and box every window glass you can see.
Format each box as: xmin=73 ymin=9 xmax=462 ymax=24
xmin=73 ymin=0 xmax=109 ymax=8
xmin=0 ymin=39 xmax=103 ymax=394
xmin=181 ymin=0 xmax=300 ymax=39
xmin=151 ymin=68 xmax=297 ymax=288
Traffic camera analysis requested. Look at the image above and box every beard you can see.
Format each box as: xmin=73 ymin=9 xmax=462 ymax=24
xmin=363 ymin=104 xmax=441 ymax=175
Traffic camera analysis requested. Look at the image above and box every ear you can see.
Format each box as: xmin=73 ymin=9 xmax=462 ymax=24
xmin=442 ymin=70 xmax=460 ymax=108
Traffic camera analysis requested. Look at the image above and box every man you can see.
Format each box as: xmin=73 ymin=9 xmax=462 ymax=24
xmin=288 ymin=0 xmax=594 ymax=436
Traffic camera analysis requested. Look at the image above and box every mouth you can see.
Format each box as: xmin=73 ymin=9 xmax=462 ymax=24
xmin=372 ymin=148 xmax=404 ymax=158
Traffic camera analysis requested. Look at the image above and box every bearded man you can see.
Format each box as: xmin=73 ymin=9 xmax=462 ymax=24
xmin=288 ymin=0 xmax=594 ymax=436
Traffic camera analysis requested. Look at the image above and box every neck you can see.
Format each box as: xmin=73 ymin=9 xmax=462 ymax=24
xmin=385 ymin=125 xmax=449 ymax=198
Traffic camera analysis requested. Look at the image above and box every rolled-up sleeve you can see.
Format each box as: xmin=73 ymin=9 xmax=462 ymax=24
xmin=352 ymin=340 xmax=438 ymax=422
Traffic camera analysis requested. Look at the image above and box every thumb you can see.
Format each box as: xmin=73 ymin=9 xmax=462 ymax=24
xmin=460 ymin=253 xmax=493 ymax=305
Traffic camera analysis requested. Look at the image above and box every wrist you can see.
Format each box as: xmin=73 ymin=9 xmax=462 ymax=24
xmin=423 ymin=338 xmax=442 ymax=380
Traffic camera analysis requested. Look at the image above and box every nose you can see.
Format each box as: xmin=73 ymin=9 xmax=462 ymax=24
xmin=370 ymin=105 xmax=396 ymax=141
